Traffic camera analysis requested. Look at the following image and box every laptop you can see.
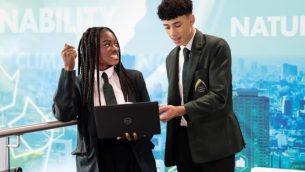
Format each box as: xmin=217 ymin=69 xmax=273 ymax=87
xmin=93 ymin=101 xmax=161 ymax=139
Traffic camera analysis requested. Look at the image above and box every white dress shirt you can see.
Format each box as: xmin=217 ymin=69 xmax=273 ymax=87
xmin=178 ymin=29 xmax=196 ymax=126
xmin=93 ymin=66 xmax=126 ymax=106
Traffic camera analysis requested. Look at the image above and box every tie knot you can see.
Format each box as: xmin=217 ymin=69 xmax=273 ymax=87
xmin=102 ymin=73 xmax=109 ymax=83
xmin=183 ymin=48 xmax=190 ymax=61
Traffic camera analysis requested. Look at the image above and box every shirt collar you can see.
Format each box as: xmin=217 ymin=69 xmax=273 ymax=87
xmin=95 ymin=66 xmax=115 ymax=81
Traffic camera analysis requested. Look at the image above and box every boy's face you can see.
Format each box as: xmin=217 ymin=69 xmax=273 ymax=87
xmin=162 ymin=14 xmax=195 ymax=46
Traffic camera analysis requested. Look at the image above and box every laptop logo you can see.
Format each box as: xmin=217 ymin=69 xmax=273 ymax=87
xmin=123 ymin=117 xmax=132 ymax=125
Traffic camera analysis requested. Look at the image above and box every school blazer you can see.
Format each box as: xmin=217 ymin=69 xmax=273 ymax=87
xmin=53 ymin=69 xmax=156 ymax=172
xmin=164 ymin=29 xmax=245 ymax=166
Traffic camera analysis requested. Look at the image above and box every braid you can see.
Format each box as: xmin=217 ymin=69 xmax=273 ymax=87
xmin=116 ymin=64 xmax=137 ymax=101
xmin=77 ymin=27 xmax=101 ymax=106
xmin=94 ymin=29 xmax=101 ymax=106
xmin=87 ymin=29 xmax=95 ymax=105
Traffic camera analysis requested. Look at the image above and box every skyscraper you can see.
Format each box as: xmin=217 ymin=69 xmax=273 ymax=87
xmin=299 ymin=98 xmax=305 ymax=111
xmin=282 ymin=96 xmax=293 ymax=116
xmin=299 ymin=98 xmax=305 ymax=118
xmin=282 ymin=63 xmax=297 ymax=81
xmin=233 ymin=88 xmax=270 ymax=171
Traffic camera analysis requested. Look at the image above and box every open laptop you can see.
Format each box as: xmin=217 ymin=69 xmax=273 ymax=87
xmin=93 ymin=101 xmax=160 ymax=139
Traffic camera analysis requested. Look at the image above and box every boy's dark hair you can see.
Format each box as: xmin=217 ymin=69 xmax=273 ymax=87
xmin=157 ymin=0 xmax=193 ymax=20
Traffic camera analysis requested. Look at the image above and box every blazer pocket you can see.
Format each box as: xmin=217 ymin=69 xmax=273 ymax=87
xmin=194 ymin=69 xmax=209 ymax=99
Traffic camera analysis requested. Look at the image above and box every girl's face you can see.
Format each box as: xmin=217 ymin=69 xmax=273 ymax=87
xmin=99 ymin=30 xmax=120 ymax=70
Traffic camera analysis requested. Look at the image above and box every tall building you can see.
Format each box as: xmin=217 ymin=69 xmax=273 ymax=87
xmin=282 ymin=63 xmax=297 ymax=80
xmin=251 ymin=62 xmax=257 ymax=74
xmin=299 ymin=98 xmax=305 ymax=110
xmin=282 ymin=96 xmax=293 ymax=116
xmin=270 ymin=150 xmax=281 ymax=168
xmin=233 ymin=88 xmax=270 ymax=171
xmin=299 ymin=98 xmax=305 ymax=118
xmin=234 ymin=58 xmax=245 ymax=77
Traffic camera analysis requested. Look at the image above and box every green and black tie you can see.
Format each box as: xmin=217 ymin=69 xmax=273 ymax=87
xmin=102 ymin=73 xmax=117 ymax=105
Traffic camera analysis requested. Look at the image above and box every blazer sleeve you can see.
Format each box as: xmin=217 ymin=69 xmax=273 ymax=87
xmin=185 ymin=39 xmax=232 ymax=115
xmin=52 ymin=69 xmax=81 ymax=122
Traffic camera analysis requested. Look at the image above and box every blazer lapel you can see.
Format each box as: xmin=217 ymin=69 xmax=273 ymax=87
xmin=184 ymin=30 xmax=205 ymax=102
xmin=167 ymin=47 xmax=181 ymax=105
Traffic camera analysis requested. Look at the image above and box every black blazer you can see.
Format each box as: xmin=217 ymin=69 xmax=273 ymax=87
xmin=165 ymin=29 xmax=245 ymax=166
xmin=53 ymin=69 xmax=156 ymax=172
